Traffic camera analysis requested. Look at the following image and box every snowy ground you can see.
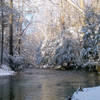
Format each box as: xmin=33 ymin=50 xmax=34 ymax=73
xmin=72 ymin=86 xmax=100 ymax=100
xmin=0 ymin=64 xmax=15 ymax=76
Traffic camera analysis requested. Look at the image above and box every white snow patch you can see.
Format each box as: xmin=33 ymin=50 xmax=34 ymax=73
xmin=72 ymin=86 xmax=100 ymax=100
xmin=0 ymin=64 xmax=16 ymax=76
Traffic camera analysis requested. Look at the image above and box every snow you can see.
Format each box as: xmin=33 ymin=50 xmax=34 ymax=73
xmin=72 ymin=86 xmax=100 ymax=100
xmin=38 ymin=33 xmax=81 ymax=69
xmin=0 ymin=64 xmax=15 ymax=76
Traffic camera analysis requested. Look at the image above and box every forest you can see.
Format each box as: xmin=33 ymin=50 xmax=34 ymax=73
xmin=0 ymin=0 xmax=100 ymax=100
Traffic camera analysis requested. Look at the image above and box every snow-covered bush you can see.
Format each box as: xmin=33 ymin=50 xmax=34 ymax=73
xmin=81 ymin=8 xmax=100 ymax=64
xmin=0 ymin=64 xmax=15 ymax=76
xmin=38 ymin=33 xmax=80 ymax=69
xmin=8 ymin=55 xmax=26 ymax=71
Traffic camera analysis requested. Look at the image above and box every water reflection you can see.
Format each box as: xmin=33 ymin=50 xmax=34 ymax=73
xmin=0 ymin=69 xmax=100 ymax=100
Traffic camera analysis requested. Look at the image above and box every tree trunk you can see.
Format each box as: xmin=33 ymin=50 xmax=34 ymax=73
xmin=18 ymin=0 xmax=23 ymax=55
xmin=9 ymin=0 xmax=13 ymax=56
xmin=1 ymin=0 xmax=4 ymax=65
xmin=9 ymin=0 xmax=13 ymax=68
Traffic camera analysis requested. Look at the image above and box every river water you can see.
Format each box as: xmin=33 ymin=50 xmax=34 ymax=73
xmin=0 ymin=68 xmax=100 ymax=100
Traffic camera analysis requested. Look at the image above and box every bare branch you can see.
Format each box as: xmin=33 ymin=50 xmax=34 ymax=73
xmin=49 ymin=0 xmax=60 ymax=6
xmin=21 ymin=16 xmax=33 ymax=36
xmin=67 ymin=0 xmax=85 ymax=17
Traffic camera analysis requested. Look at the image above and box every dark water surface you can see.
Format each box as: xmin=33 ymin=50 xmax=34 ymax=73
xmin=0 ymin=68 xmax=100 ymax=100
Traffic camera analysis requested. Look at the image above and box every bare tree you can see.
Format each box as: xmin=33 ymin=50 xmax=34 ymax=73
xmin=0 ymin=0 xmax=4 ymax=65
xmin=9 ymin=0 xmax=13 ymax=68
xmin=9 ymin=0 xmax=13 ymax=56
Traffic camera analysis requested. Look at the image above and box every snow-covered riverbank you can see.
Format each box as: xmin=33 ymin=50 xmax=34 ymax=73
xmin=72 ymin=86 xmax=100 ymax=100
xmin=0 ymin=64 xmax=15 ymax=76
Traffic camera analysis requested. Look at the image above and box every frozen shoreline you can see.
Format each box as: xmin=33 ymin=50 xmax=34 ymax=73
xmin=72 ymin=86 xmax=100 ymax=100
xmin=0 ymin=64 xmax=15 ymax=76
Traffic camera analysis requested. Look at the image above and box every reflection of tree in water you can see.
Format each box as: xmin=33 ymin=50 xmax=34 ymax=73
xmin=0 ymin=88 xmax=3 ymax=100
xmin=9 ymin=77 xmax=14 ymax=100
xmin=9 ymin=89 xmax=14 ymax=100
xmin=84 ymin=73 xmax=100 ymax=88
xmin=94 ymin=74 xmax=100 ymax=86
